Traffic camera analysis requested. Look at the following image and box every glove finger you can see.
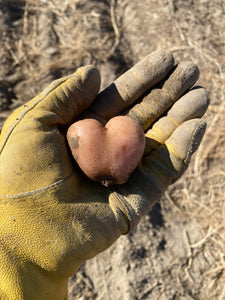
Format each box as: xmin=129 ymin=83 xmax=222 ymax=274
xmin=144 ymin=86 xmax=209 ymax=156
xmin=111 ymin=119 xmax=206 ymax=229
xmin=161 ymin=118 xmax=207 ymax=182
xmin=144 ymin=118 xmax=206 ymax=196
xmin=127 ymin=61 xmax=200 ymax=130
xmin=89 ymin=50 xmax=174 ymax=120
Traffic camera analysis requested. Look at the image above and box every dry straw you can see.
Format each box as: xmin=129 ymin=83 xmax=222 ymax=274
xmin=0 ymin=0 xmax=224 ymax=299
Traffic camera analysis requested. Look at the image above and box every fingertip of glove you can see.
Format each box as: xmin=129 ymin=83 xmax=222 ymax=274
xmin=191 ymin=118 xmax=207 ymax=141
xmin=185 ymin=119 xmax=207 ymax=164
xmin=75 ymin=65 xmax=101 ymax=93
xmin=149 ymin=49 xmax=174 ymax=63
xmin=191 ymin=85 xmax=210 ymax=106
xmin=142 ymin=49 xmax=175 ymax=75
xmin=183 ymin=61 xmax=200 ymax=86
xmin=163 ymin=61 xmax=200 ymax=98
xmin=165 ymin=118 xmax=207 ymax=165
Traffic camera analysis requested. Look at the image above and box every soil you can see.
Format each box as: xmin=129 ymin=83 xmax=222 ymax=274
xmin=0 ymin=0 xmax=225 ymax=299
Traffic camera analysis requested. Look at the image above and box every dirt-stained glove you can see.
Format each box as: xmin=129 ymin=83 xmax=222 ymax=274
xmin=0 ymin=50 xmax=209 ymax=300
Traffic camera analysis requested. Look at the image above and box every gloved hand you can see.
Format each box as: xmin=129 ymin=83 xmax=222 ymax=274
xmin=0 ymin=50 xmax=209 ymax=300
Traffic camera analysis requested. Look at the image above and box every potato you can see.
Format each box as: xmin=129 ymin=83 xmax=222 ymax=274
xmin=67 ymin=116 xmax=145 ymax=186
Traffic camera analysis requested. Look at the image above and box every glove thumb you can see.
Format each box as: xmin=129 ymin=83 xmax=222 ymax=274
xmin=2 ymin=66 xmax=101 ymax=138
xmin=36 ymin=65 xmax=101 ymax=125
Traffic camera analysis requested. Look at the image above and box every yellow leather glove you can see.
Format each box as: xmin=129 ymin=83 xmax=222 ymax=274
xmin=0 ymin=50 xmax=209 ymax=299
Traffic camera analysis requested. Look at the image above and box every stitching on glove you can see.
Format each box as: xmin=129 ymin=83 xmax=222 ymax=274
xmin=161 ymin=86 xmax=173 ymax=102
xmin=167 ymin=115 xmax=179 ymax=127
xmin=151 ymin=126 xmax=167 ymax=140
xmin=164 ymin=143 xmax=183 ymax=161
xmin=141 ymin=101 xmax=155 ymax=115
xmin=0 ymin=171 xmax=74 ymax=199
xmin=123 ymin=86 xmax=132 ymax=101
xmin=109 ymin=186 xmax=135 ymax=232
xmin=130 ymin=70 xmax=145 ymax=85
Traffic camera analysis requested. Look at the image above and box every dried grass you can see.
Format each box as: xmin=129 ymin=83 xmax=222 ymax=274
xmin=0 ymin=0 xmax=225 ymax=298
xmin=163 ymin=1 xmax=225 ymax=297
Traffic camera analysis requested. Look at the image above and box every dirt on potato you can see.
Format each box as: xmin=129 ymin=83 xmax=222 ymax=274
xmin=0 ymin=0 xmax=225 ymax=299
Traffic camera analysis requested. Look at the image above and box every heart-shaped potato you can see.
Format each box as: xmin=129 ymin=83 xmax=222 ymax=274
xmin=67 ymin=116 xmax=145 ymax=186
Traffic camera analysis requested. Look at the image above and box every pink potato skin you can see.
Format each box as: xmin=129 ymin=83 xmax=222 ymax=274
xmin=67 ymin=116 xmax=145 ymax=186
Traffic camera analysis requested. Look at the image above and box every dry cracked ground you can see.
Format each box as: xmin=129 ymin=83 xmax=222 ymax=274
xmin=0 ymin=0 xmax=225 ymax=299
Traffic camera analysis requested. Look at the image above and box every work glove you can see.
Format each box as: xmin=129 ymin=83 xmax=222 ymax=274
xmin=0 ymin=50 xmax=209 ymax=300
